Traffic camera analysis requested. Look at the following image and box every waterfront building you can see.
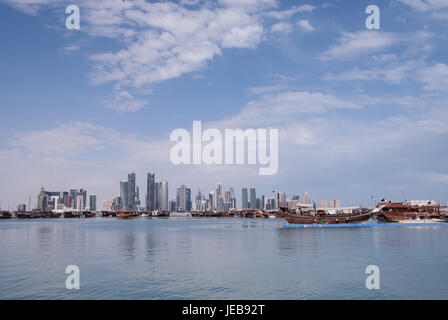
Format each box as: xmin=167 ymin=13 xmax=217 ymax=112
xmin=160 ymin=180 xmax=169 ymax=211
xmin=186 ymin=188 xmax=192 ymax=212
xmin=146 ymin=173 xmax=155 ymax=211
xmin=319 ymin=200 xmax=328 ymax=208
xmin=242 ymin=188 xmax=248 ymax=209
xmin=89 ymin=194 xmax=97 ymax=211
xmin=76 ymin=195 xmax=84 ymax=210
xmin=177 ymin=185 xmax=191 ymax=211
xmin=208 ymin=191 xmax=214 ymax=210
xmin=278 ymin=192 xmax=287 ymax=207
xmin=169 ymin=200 xmax=176 ymax=212
xmin=250 ymin=188 xmax=256 ymax=210
xmin=128 ymin=173 xmax=136 ymax=210
xmin=216 ymin=183 xmax=223 ymax=211
xmin=18 ymin=204 xmax=26 ymax=212
xmin=303 ymin=192 xmax=310 ymax=204
xmin=330 ymin=198 xmax=341 ymax=208
xmin=120 ymin=180 xmax=129 ymax=210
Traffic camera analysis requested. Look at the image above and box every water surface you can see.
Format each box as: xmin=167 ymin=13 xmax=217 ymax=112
xmin=0 ymin=218 xmax=447 ymax=299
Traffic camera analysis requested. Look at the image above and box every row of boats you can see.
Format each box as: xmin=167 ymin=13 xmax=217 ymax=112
xmin=2 ymin=201 xmax=448 ymax=224
xmin=277 ymin=201 xmax=448 ymax=224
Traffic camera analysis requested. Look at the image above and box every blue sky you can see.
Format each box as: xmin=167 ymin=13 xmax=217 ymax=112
xmin=1 ymin=0 xmax=448 ymax=209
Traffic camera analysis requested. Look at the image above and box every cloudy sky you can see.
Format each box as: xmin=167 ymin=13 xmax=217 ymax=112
xmin=1 ymin=0 xmax=448 ymax=209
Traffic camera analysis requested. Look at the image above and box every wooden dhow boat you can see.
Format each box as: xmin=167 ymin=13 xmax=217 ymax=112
xmin=376 ymin=201 xmax=448 ymax=223
xmin=63 ymin=211 xmax=81 ymax=218
xmin=0 ymin=210 xmax=12 ymax=219
xmin=276 ymin=207 xmax=373 ymax=224
xmin=117 ymin=210 xmax=133 ymax=219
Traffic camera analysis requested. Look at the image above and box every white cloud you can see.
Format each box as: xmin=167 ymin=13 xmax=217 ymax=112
xmin=297 ymin=19 xmax=314 ymax=32
xmin=400 ymin=0 xmax=448 ymax=11
xmin=270 ymin=22 xmax=293 ymax=34
xmin=418 ymin=63 xmax=448 ymax=91
xmin=103 ymin=90 xmax=148 ymax=113
xmin=319 ymin=31 xmax=399 ymax=61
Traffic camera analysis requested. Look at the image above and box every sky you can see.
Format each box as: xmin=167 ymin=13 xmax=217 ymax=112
xmin=1 ymin=0 xmax=448 ymax=209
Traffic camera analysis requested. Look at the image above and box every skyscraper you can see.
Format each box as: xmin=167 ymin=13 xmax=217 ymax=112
xmin=120 ymin=180 xmax=129 ymax=210
xmin=128 ymin=173 xmax=136 ymax=210
xmin=89 ymin=194 xmax=97 ymax=211
xmin=154 ymin=182 xmax=160 ymax=210
xmin=160 ymin=180 xmax=169 ymax=211
xmin=208 ymin=191 xmax=214 ymax=210
xmin=250 ymin=188 xmax=256 ymax=210
xmin=303 ymin=192 xmax=310 ymax=204
xmin=146 ymin=173 xmax=155 ymax=211
xmin=242 ymin=188 xmax=248 ymax=209
xmin=186 ymin=187 xmax=192 ymax=212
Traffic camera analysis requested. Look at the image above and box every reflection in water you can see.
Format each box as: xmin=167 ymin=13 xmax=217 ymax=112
xmin=120 ymin=231 xmax=136 ymax=262
xmin=0 ymin=219 xmax=448 ymax=299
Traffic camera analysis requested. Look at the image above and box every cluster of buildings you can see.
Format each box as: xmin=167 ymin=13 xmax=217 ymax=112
xmin=100 ymin=172 xmax=343 ymax=213
xmin=28 ymin=172 xmax=342 ymax=214
xmin=35 ymin=187 xmax=96 ymax=212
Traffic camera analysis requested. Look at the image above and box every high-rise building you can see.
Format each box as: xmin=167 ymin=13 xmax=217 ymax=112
xmin=186 ymin=187 xmax=192 ymax=212
xmin=128 ymin=173 xmax=136 ymax=210
xmin=160 ymin=180 xmax=169 ymax=211
xmin=330 ymin=198 xmax=341 ymax=208
xmin=278 ymin=192 xmax=287 ymax=207
xmin=303 ymin=192 xmax=310 ymax=204
xmin=146 ymin=173 xmax=155 ymax=211
xmin=89 ymin=194 xmax=97 ymax=211
xmin=76 ymin=195 xmax=84 ymax=210
xmin=242 ymin=188 xmax=249 ymax=209
xmin=154 ymin=182 xmax=160 ymax=211
xmin=319 ymin=200 xmax=328 ymax=208
xmin=250 ymin=188 xmax=256 ymax=210
xmin=169 ymin=200 xmax=176 ymax=212
xmin=120 ymin=180 xmax=129 ymax=209
xmin=208 ymin=191 xmax=214 ymax=210
xmin=216 ymin=183 xmax=223 ymax=211
xmin=261 ymin=195 xmax=265 ymax=210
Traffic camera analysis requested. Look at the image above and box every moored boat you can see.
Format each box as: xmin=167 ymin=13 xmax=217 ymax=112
xmin=0 ymin=210 xmax=12 ymax=219
xmin=376 ymin=201 xmax=447 ymax=223
xmin=82 ymin=211 xmax=96 ymax=218
xmin=277 ymin=207 xmax=373 ymax=224
xmin=63 ymin=211 xmax=81 ymax=218
xmin=117 ymin=210 xmax=133 ymax=219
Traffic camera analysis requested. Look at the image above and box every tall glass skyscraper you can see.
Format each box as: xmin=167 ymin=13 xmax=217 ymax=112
xmin=242 ymin=188 xmax=248 ymax=209
xmin=146 ymin=173 xmax=155 ymax=211
xmin=160 ymin=180 xmax=169 ymax=211
xmin=250 ymin=188 xmax=256 ymax=210
xmin=120 ymin=180 xmax=129 ymax=209
xmin=127 ymin=173 xmax=136 ymax=210
xmin=89 ymin=194 xmax=97 ymax=211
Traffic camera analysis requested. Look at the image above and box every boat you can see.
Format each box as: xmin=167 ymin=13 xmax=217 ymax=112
xmin=376 ymin=201 xmax=448 ymax=223
xmin=0 ymin=211 xmax=12 ymax=219
xmin=117 ymin=210 xmax=133 ymax=219
xmin=43 ymin=211 xmax=62 ymax=218
xmin=276 ymin=207 xmax=373 ymax=224
xmin=63 ymin=211 xmax=81 ymax=218
xmin=82 ymin=211 xmax=96 ymax=218
xmin=153 ymin=210 xmax=170 ymax=217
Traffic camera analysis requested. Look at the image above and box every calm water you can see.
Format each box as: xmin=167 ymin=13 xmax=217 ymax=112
xmin=0 ymin=217 xmax=447 ymax=300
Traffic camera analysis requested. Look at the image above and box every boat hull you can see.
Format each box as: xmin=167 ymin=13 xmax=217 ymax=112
xmin=278 ymin=212 xmax=373 ymax=224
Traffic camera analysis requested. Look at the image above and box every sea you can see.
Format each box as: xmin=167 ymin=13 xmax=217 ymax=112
xmin=0 ymin=217 xmax=447 ymax=299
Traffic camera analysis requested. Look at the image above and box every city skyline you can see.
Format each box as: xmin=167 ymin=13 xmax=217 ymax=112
xmin=11 ymin=170 xmax=382 ymax=212
xmin=1 ymin=1 xmax=448 ymax=208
